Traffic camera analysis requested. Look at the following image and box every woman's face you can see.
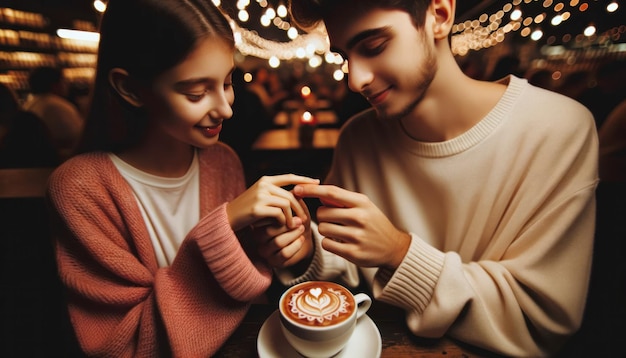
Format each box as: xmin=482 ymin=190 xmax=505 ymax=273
xmin=139 ymin=36 xmax=235 ymax=150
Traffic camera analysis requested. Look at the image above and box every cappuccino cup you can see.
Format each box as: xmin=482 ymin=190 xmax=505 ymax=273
xmin=278 ymin=280 xmax=372 ymax=358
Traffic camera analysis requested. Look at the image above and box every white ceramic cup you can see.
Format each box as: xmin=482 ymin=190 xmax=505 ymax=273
xmin=278 ymin=280 xmax=372 ymax=358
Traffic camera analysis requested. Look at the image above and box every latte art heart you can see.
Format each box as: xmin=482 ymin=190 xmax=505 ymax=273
xmin=288 ymin=286 xmax=351 ymax=324
xmin=305 ymin=292 xmax=331 ymax=310
xmin=310 ymin=287 xmax=322 ymax=298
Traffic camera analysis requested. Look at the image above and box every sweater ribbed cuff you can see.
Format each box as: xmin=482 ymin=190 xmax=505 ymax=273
xmin=374 ymin=235 xmax=445 ymax=314
xmin=194 ymin=203 xmax=270 ymax=301
xmin=276 ymin=222 xmax=358 ymax=287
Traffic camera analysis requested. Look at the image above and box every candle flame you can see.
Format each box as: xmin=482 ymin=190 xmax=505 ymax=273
xmin=300 ymin=85 xmax=311 ymax=98
xmin=301 ymin=111 xmax=314 ymax=123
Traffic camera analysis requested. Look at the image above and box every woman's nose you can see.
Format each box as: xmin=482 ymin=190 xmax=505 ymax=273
xmin=211 ymin=92 xmax=233 ymax=120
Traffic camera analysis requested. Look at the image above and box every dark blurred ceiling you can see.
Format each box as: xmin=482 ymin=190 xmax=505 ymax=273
xmin=0 ymin=0 xmax=100 ymax=27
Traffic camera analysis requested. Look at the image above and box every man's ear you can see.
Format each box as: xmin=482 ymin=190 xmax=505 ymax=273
xmin=108 ymin=68 xmax=143 ymax=107
xmin=431 ymin=0 xmax=455 ymax=40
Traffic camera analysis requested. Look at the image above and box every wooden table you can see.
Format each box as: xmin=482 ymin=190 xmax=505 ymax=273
xmin=274 ymin=109 xmax=338 ymax=128
xmin=214 ymin=300 xmax=490 ymax=358
xmin=0 ymin=167 xmax=54 ymax=198
xmin=247 ymin=128 xmax=340 ymax=183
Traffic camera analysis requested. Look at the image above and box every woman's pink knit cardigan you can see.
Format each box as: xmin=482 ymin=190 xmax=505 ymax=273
xmin=46 ymin=143 xmax=272 ymax=357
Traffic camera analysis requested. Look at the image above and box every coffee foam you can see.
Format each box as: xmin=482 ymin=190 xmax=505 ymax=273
xmin=282 ymin=282 xmax=355 ymax=327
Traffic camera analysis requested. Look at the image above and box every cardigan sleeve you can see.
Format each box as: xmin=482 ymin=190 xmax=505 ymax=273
xmin=47 ymin=154 xmax=271 ymax=358
xmin=184 ymin=202 xmax=272 ymax=301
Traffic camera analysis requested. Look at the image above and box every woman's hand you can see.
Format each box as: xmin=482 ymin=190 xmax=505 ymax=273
xmin=252 ymin=210 xmax=314 ymax=269
xmin=226 ymin=174 xmax=319 ymax=232
xmin=293 ymin=184 xmax=411 ymax=270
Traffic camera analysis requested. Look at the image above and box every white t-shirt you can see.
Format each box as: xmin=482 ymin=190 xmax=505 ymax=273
xmin=109 ymin=152 xmax=200 ymax=267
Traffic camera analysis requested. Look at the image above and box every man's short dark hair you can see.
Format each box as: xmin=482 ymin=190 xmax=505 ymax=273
xmin=289 ymin=0 xmax=430 ymax=31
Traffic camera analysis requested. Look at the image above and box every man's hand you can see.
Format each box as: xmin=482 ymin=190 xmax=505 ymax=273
xmin=293 ymin=184 xmax=411 ymax=270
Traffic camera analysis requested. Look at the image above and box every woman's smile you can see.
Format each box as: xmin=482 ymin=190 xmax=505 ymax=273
xmin=196 ymin=123 xmax=222 ymax=137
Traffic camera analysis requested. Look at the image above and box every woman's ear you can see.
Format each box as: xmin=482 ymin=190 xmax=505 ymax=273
xmin=108 ymin=68 xmax=143 ymax=107
xmin=430 ymin=0 xmax=455 ymax=40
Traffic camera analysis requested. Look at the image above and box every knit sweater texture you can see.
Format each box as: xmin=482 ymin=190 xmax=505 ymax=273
xmin=281 ymin=76 xmax=599 ymax=356
xmin=47 ymin=143 xmax=272 ymax=357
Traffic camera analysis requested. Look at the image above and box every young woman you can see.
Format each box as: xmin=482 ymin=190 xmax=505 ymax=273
xmin=46 ymin=0 xmax=316 ymax=356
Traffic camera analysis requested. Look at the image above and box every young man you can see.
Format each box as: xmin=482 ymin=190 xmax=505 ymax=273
xmin=258 ymin=0 xmax=598 ymax=356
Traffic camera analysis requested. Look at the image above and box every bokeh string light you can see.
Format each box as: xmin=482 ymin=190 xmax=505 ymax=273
xmin=211 ymin=0 xmax=623 ymax=65
xmin=229 ymin=17 xmax=329 ymax=62
xmin=451 ymin=0 xmax=623 ymax=56
xmin=214 ymin=0 xmax=333 ymax=68
xmin=213 ymin=0 xmax=626 ymax=70
xmin=84 ymin=0 xmax=626 ymax=78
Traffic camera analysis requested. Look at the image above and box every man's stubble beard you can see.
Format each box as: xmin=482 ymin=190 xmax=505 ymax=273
xmin=377 ymin=38 xmax=438 ymax=123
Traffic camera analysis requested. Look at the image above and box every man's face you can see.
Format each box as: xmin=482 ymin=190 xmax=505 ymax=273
xmin=325 ymin=8 xmax=437 ymax=121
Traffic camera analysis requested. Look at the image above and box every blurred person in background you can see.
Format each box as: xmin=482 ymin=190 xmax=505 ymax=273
xmin=219 ymin=67 xmax=273 ymax=184
xmin=585 ymin=97 xmax=626 ymax=358
xmin=0 ymin=82 xmax=59 ymax=168
xmin=246 ymin=67 xmax=290 ymax=116
xmin=22 ymin=66 xmax=84 ymax=161
xmin=556 ymin=70 xmax=590 ymax=102
xmin=598 ymin=99 xmax=626 ymax=183
xmin=527 ymin=69 xmax=555 ymax=91
xmin=488 ymin=54 xmax=523 ymax=81
xmin=67 ymin=80 xmax=92 ymax=119
xmin=579 ymin=59 xmax=626 ymax=129
xmin=458 ymin=55 xmax=486 ymax=80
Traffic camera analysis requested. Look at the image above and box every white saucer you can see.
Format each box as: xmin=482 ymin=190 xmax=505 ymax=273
xmin=257 ymin=310 xmax=382 ymax=358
